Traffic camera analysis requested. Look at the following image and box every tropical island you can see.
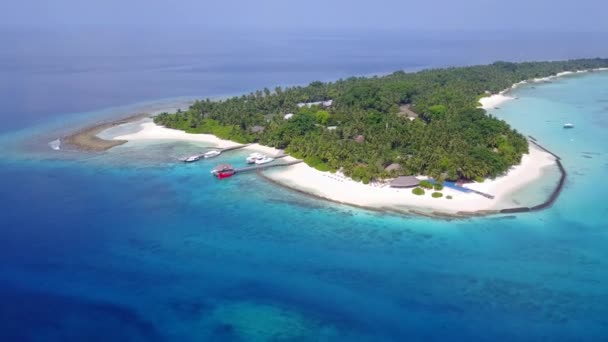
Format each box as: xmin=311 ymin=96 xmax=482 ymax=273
xmin=154 ymin=59 xmax=608 ymax=183
xmin=68 ymin=58 xmax=608 ymax=216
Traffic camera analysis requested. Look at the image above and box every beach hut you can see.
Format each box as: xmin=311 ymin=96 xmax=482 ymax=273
xmin=384 ymin=163 xmax=402 ymax=172
xmin=389 ymin=176 xmax=420 ymax=188
xmin=398 ymin=104 xmax=419 ymax=121
xmin=296 ymin=99 xmax=334 ymax=108
xmin=250 ymin=125 xmax=265 ymax=133
xmin=322 ymin=100 xmax=333 ymax=107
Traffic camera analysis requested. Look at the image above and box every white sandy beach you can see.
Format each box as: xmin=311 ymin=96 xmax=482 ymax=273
xmin=479 ymin=94 xmax=514 ymax=110
xmin=110 ymin=120 xmax=558 ymax=215
xmin=113 ymin=121 xmax=242 ymax=149
xmin=264 ymin=143 xmax=556 ymax=214
xmin=113 ymin=120 xmax=285 ymax=156
xmin=479 ymin=68 xmax=608 ymax=110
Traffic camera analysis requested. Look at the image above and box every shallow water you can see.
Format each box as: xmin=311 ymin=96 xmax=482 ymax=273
xmin=2 ymin=30 xmax=608 ymax=341
xmin=1 ymin=73 xmax=608 ymax=341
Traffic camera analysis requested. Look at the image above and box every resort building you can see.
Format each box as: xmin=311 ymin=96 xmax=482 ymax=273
xmin=384 ymin=163 xmax=402 ymax=172
xmin=296 ymin=99 xmax=333 ymax=108
xmin=389 ymin=176 xmax=420 ymax=188
xmin=398 ymin=104 xmax=418 ymax=121
xmin=250 ymin=125 xmax=265 ymax=133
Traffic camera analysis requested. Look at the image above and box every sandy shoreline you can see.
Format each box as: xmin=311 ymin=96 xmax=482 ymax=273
xmin=108 ymin=119 xmax=559 ymax=216
xmin=264 ymin=143 xmax=556 ymax=215
xmin=112 ymin=120 xmax=281 ymax=156
xmin=479 ymin=68 xmax=608 ymax=110
xmin=62 ymin=113 xmax=150 ymax=151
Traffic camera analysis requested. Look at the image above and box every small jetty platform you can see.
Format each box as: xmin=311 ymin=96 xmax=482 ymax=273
xmin=181 ymin=144 xmax=252 ymax=162
xmin=432 ymin=180 xmax=495 ymax=199
xmin=211 ymin=159 xmax=302 ymax=179
xmin=234 ymin=159 xmax=302 ymax=174
xmin=219 ymin=144 xmax=252 ymax=153
xmin=469 ymin=189 xmax=495 ymax=199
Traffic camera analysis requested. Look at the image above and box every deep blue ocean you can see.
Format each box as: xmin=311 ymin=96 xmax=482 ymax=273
xmin=1 ymin=29 xmax=608 ymax=341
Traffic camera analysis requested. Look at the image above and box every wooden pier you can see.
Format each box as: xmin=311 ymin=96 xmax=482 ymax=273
xmin=182 ymin=143 xmax=252 ymax=161
xmin=233 ymin=160 xmax=302 ymax=174
xmin=219 ymin=144 xmax=252 ymax=152
xmin=469 ymin=188 xmax=495 ymax=199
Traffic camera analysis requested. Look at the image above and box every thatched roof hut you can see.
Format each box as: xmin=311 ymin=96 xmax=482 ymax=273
xmin=390 ymin=176 xmax=420 ymax=188
xmin=398 ymin=104 xmax=419 ymax=121
xmin=250 ymin=125 xmax=265 ymax=133
xmin=385 ymin=163 xmax=402 ymax=172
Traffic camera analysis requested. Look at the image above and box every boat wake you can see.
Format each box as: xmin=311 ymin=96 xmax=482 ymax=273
xmin=49 ymin=138 xmax=61 ymax=150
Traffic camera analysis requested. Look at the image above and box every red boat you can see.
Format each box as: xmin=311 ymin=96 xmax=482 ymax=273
xmin=212 ymin=164 xmax=235 ymax=179
xmin=217 ymin=171 xmax=234 ymax=179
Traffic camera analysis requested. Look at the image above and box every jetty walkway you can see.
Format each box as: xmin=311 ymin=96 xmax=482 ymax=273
xmin=219 ymin=144 xmax=252 ymax=152
xmin=183 ymin=144 xmax=252 ymax=161
xmin=233 ymin=159 xmax=302 ymax=174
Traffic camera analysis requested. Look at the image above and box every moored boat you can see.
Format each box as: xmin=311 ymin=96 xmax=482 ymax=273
xmin=246 ymin=153 xmax=265 ymax=164
xmin=204 ymin=150 xmax=221 ymax=158
xmin=184 ymin=155 xmax=201 ymax=162
xmin=216 ymin=171 xmax=234 ymax=179
xmin=211 ymin=163 xmax=235 ymax=179
xmin=563 ymin=123 xmax=574 ymax=128
xmin=254 ymin=157 xmax=275 ymax=165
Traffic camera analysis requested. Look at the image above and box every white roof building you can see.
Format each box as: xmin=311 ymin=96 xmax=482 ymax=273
xmin=296 ymin=99 xmax=333 ymax=108
xmin=283 ymin=113 xmax=294 ymax=120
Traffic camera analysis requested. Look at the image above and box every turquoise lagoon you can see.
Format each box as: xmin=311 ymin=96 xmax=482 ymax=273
xmin=1 ymin=72 xmax=608 ymax=341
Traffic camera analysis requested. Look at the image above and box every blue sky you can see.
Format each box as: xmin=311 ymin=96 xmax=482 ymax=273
xmin=2 ymin=0 xmax=608 ymax=32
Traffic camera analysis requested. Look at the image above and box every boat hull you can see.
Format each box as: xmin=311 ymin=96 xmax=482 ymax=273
xmin=254 ymin=157 xmax=275 ymax=165
xmin=216 ymin=171 xmax=234 ymax=179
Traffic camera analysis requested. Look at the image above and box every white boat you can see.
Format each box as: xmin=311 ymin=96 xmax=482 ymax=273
xmin=184 ymin=155 xmax=201 ymax=163
xmin=246 ymin=153 xmax=265 ymax=164
xmin=203 ymin=150 xmax=221 ymax=158
xmin=563 ymin=123 xmax=574 ymax=128
xmin=254 ymin=157 xmax=275 ymax=165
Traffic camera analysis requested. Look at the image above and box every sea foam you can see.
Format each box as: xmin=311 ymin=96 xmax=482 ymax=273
xmin=49 ymin=138 xmax=61 ymax=150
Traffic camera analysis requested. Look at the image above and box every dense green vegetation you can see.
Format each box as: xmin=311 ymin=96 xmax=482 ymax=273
xmin=412 ymin=188 xmax=425 ymax=196
xmin=432 ymin=192 xmax=444 ymax=198
xmin=419 ymin=180 xmax=434 ymax=189
xmin=155 ymin=58 xmax=608 ymax=181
